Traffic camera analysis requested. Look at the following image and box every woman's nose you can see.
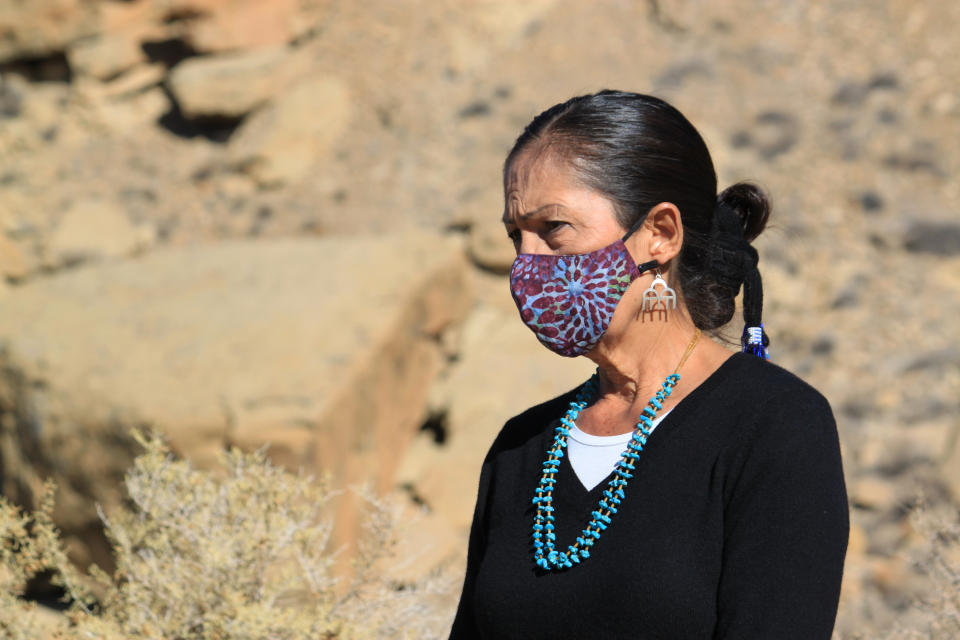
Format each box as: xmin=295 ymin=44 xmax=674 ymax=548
xmin=517 ymin=232 xmax=551 ymax=255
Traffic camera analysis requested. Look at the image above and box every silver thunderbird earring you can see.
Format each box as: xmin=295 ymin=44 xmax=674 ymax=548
xmin=641 ymin=270 xmax=677 ymax=312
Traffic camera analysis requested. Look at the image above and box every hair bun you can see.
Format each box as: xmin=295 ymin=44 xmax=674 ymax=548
xmin=717 ymin=182 xmax=770 ymax=242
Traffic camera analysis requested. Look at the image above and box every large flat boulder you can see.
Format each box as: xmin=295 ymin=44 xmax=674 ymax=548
xmin=0 ymin=233 xmax=470 ymax=568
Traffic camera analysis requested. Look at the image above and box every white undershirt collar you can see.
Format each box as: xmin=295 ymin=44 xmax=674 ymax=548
xmin=567 ymin=408 xmax=673 ymax=491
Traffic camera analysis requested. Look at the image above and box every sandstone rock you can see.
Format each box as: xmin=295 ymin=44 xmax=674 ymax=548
xmin=941 ymin=420 xmax=960 ymax=503
xmin=446 ymin=0 xmax=558 ymax=73
xmin=0 ymin=603 xmax=68 ymax=637
xmin=396 ymin=301 xmax=593 ymax=533
xmin=0 ymin=80 xmax=67 ymax=146
xmin=92 ymin=86 xmax=169 ymax=135
xmin=97 ymin=63 xmax=166 ymax=100
xmin=0 ymin=74 xmax=24 ymax=118
xmin=0 ymin=232 xmax=470 ymax=570
xmin=45 ymin=198 xmax=148 ymax=267
xmin=379 ymin=491 xmax=462 ymax=584
xmin=852 ymin=477 xmax=899 ymax=511
xmin=71 ymin=66 xmax=168 ymax=135
xmin=468 ymin=218 xmax=515 ymax=274
xmin=0 ymin=185 xmax=34 ymax=235
xmin=869 ymin=555 xmax=911 ymax=594
xmin=167 ymin=46 xmax=292 ymax=119
xmin=229 ymin=76 xmax=351 ymax=187
xmin=68 ymin=34 xmax=143 ymax=80
xmin=847 ymin=522 xmax=868 ymax=557
xmin=466 ymin=0 xmax=558 ymax=45
xmin=186 ymin=0 xmax=322 ymax=53
xmin=31 ymin=606 xmax=68 ymax=635
xmin=0 ymin=0 xmax=100 ymax=63
xmin=0 ymin=233 xmax=28 ymax=280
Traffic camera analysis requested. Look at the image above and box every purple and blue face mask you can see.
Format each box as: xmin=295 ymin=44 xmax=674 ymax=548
xmin=509 ymin=231 xmax=657 ymax=357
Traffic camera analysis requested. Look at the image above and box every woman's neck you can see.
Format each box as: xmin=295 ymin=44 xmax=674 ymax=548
xmin=586 ymin=312 xmax=699 ymax=405
xmin=575 ymin=308 xmax=733 ymax=437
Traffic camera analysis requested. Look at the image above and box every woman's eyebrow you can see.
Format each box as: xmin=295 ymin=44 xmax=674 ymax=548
xmin=502 ymin=203 xmax=567 ymax=224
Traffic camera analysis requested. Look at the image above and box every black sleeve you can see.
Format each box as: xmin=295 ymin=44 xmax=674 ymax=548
xmin=448 ymin=456 xmax=493 ymax=639
xmin=713 ymin=389 xmax=849 ymax=639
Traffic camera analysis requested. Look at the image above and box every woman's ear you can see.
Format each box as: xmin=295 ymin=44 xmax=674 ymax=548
xmin=642 ymin=202 xmax=683 ymax=265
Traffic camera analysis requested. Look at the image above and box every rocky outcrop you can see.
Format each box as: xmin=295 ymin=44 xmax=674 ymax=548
xmin=397 ymin=294 xmax=593 ymax=535
xmin=181 ymin=0 xmax=323 ymax=53
xmin=44 ymin=197 xmax=153 ymax=267
xmin=67 ymin=33 xmax=144 ymax=81
xmin=167 ymin=47 xmax=296 ymax=119
xmin=0 ymin=233 xmax=470 ymax=568
xmin=0 ymin=0 xmax=100 ymax=63
xmin=228 ymin=75 xmax=351 ymax=187
xmin=0 ymin=233 xmax=28 ymax=281
xmin=467 ymin=218 xmax=516 ymax=274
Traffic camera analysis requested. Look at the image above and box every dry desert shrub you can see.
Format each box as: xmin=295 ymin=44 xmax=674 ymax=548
xmin=0 ymin=432 xmax=453 ymax=639
xmin=1 ymin=479 xmax=98 ymax=639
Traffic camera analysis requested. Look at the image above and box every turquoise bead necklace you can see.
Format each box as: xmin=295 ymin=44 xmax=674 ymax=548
xmin=531 ymin=329 xmax=702 ymax=571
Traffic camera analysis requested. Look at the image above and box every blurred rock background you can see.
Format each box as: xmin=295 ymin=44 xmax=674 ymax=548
xmin=0 ymin=0 xmax=957 ymax=636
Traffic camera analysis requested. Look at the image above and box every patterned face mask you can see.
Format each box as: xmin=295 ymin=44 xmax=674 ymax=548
xmin=509 ymin=232 xmax=657 ymax=357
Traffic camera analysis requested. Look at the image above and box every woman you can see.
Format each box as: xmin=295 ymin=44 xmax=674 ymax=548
xmin=450 ymin=91 xmax=848 ymax=639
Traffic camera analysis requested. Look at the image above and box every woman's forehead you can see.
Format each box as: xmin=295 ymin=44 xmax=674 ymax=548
xmin=504 ymin=163 xmax=576 ymax=220
xmin=503 ymin=151 xmax=620 ymax=227
xmin=504 ymin=149 xmax=588 ymax=204
xmin=505 ymin=147 xmax=565 ymax=187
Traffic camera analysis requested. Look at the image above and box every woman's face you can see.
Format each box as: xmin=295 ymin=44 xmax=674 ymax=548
xmin=503 ymin=149 xmax=626 ymax=256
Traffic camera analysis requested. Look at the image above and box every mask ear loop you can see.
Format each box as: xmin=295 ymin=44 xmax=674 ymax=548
xmin=635 ymin=259 xmax=659 ymax=275
xmin=621 ymin=217 xmax=660 ymax=276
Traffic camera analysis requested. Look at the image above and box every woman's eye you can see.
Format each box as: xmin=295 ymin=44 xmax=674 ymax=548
xmin=544 ymin=221 xmax=568 ymax=234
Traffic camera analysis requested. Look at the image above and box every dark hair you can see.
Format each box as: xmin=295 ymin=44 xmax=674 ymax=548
xmin=505 ymin=90 xmax=770 ymax=331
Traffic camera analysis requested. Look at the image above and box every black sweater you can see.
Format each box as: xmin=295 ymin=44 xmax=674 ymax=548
xmin=450 ymin=353 xmax=849 ymax=639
